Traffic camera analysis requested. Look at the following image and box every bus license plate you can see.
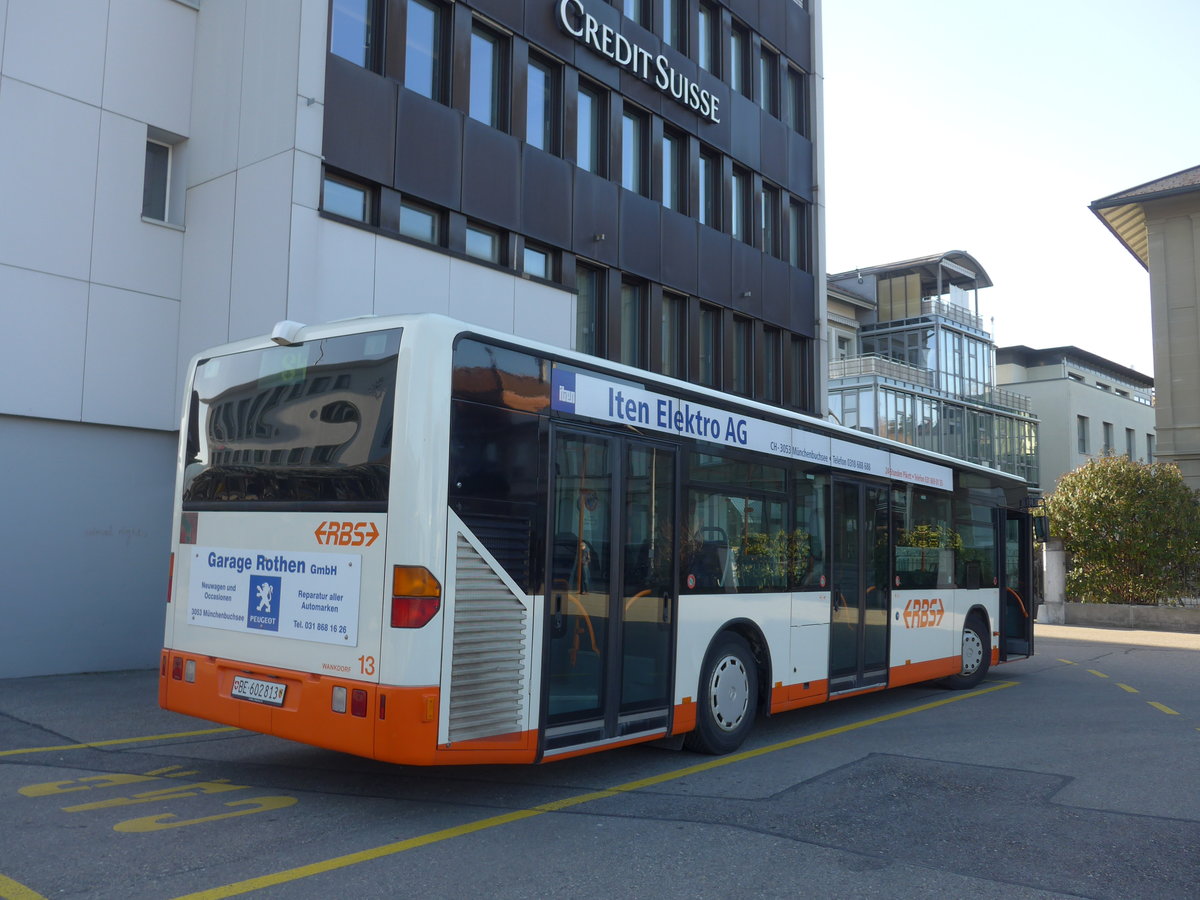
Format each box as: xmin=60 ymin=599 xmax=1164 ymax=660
xmin=231 ymin=675 xmax=286 ymax=707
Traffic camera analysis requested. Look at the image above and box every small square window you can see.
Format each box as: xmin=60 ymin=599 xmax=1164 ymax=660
xmin=322 ymin=174 xmax=372 ymax=223
xmin=399 ymin=201 xmax=439 ymax=243
xmin=523 ymin=243 xmax=551 ymax=279
xmin=466 ymin=223 xmax=502 ymax=263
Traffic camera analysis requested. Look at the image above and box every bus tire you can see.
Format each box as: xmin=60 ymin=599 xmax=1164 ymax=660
xmin=685 ymin=632 xmax=758 ymax=755
xmin=939 ymin=613 xmax=990 ymax=690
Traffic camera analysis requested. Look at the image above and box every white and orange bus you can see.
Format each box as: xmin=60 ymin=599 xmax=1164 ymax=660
xmin=161 ymin=314 xmax=1034 ymax=764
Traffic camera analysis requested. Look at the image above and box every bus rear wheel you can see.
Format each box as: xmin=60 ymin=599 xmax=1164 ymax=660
xmin=685 ymin=633 xmax=758 ymax=755
xmin=940 ymin=614 xmax=990 ymax=690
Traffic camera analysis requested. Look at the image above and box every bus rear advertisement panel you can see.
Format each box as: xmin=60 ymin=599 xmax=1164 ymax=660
xmin=161 ymin=314 xmax=1035 ymax=766
xmin=185 ymin=544 xmax=363 ymax=645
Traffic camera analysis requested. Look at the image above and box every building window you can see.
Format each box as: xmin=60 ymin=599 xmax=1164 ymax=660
xmin=576 ymin=262 xmax=605 ymax=356
xmin=619 ymin=280 xmax=647 ymax=367
xmin=788 ymin=199 xmax=809 ymax=270
xmin=1077 ymin=415 xmax=1089 ymax=454
xmin=697 ymin=1 xmax=717 ymax=74
xmin=465 ymin=222 xmax=502 ymax=263
xmin=662 ymin=128 xmax=686 ymax=212
xmin=576 ymin=81 xmax=605 ymax=175
xmin=759 ymin=44 xmax=780 ymax=115
xmin=731 ymin=166 xmax=751 ymax=243
xmin=732 ymin=316 xmax=752 ymax=395
xmin=523 ymin=242 xmax=551 ymax=279
xmin=698 ymin=303 xmax=721 ymax=388
xmin=142 ymin=140 xmax=171 ymax=221
xmin=698 ymin=147 xmax=720 ymax=228
xmin=526 ymin=54 xmax=559 ymax=153
xmin=784 ymin=65 xmax=807 ymax=135
xmin=405 ymin=0 xmax=446 ymax=102
xmin=661 ymin=292 xmax=686 ymax=379
xmin=1126 ymin=427 xmax=1136 ymax=459
xmin=729 ymin=21 xmax=751 ymax=98
xmin=761 ymin=183 xmax=780 ymax=257
xmin=762 ymin=327 xmax=781 ymax=404
xmin=621 ymin=0 xmax=648 ymax=27
xmin=1103 ymin=421 xmax=1114 ymax=454
xmin=331 ymin=0 xmax=379 ymax=69
xmin=1147 ymin=433 xmax=1156 ymax=462
xmin=322 ymin=172 xmax=373 ymax=223
xmin=663 ymin=0 xmax=684 ymax=50
xmin=469 ymin=23 xmax=506 ymax=129
xmin=788 ymin=336 xmax=808 ymax=409
xmin=621 ymin=106 xmax=648 ymax=196
xmin=398 ymin=200 xmax=440 ymax=243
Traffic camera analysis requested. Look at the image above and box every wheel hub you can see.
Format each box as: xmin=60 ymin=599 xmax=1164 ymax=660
xmin=961 ymin=628 xmax=984 ymax=675
xmin=709 ymin=655 xmax=749 ymax=731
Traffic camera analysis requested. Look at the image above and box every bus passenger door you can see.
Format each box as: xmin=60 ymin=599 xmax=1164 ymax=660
xmin=829 ymin=480 xmax=891 ymax=693
xmin=543 ymin=428 xmax=677 ymax=754
xmin=1000 ymin=509 xmax=1034 ymax=659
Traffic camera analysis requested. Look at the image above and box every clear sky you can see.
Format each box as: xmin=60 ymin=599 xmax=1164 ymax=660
xmin=820 ymin=0 xmax=1200 ymax=377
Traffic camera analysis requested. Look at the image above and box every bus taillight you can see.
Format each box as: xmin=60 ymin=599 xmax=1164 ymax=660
xmin=391 ymin=566 xmax=441 ymax=628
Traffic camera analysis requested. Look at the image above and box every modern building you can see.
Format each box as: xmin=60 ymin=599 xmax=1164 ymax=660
xmin=1091 ymin=165 xmax=1200 ymax=490
xmin=826 ymin=252 xmax=1039 ymax=487
xmin=995 ymin=346 xmax=1155 ymax=492
xmin=0 ymin=0 xmax=824 ymax=677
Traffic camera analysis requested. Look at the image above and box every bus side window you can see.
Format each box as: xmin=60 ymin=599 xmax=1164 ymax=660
xmin=449 ymin=400 xmax=544 ymax=592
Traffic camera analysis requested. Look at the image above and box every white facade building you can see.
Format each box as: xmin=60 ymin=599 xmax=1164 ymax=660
xmin=0 ymin=0 xmax=825 ymax=677
xmin=995 ymin=346 xmax=1155 ymax=493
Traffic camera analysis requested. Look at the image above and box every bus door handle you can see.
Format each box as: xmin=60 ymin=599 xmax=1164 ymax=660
xmin=661 ymin=593 xmax=672 ymax=627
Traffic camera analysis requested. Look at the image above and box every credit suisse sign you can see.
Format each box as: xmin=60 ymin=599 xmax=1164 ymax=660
xmin=556 ymin=0 xmax=722 ymax=124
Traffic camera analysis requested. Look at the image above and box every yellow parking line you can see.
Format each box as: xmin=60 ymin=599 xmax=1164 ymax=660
xmin=1147 ymin=702 xmax=1179 ymax=716
xmin=174 ymin=681 xmax=1018 ymax=900
xmin=1057 ymin=659 xmax=1077 ymax=665
xmin=0 ymin=727 xmax=240 ymax=758
xmin=1116 ymin=683 xmax=1139 ymax=693
xmin=1087 ymin=669 xmax=1109 ymax=678
xmin=0 ymin=873 xmax=49 ymax=900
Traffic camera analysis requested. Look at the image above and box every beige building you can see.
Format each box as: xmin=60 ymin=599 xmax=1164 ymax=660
xmin=1091 ymin=166 xmax=1200 ymax=489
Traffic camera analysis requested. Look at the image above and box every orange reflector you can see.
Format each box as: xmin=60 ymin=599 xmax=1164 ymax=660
xmin=391 ymin=566 xmax=441 ymax=628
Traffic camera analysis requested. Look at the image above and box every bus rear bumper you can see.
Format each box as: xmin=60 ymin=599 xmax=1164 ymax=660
xmin=158 ymin=650 xmax=537 ymax=765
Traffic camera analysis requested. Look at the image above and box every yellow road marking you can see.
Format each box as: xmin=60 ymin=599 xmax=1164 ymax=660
xmin=0 ymin=873 xmax=49 ymax=900
xmin=1057 ymin=659 xmax=1077 ymax=665
xmin=1087 ymin=669 xmax=1109 ymax=678
xmin=0 ymin=727 xmax=240 ymax=758
xmin=1116 ymin=683 xmax=1139 ymax=693
xmin=173 ymin=681 xmax=1018 ymax=900
xmin=1148 ymin=702 xmax=1179 ymax=715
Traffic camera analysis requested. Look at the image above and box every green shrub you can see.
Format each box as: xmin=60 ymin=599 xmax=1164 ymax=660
xmin=1044 ymin=454 xmax=1200 ymax=605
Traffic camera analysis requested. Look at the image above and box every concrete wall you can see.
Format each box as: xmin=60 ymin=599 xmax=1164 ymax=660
xmin=0 ymin=417 xmax=175 ymax=678
xmin=1146 ymin=195 xmax=1200 ymax=490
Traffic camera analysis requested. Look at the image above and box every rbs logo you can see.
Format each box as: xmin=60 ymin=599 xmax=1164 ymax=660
xmin=314 ymin=521 xmax=380 ymax=547
xmin=903 ymin=597 xmax=945 ymax=629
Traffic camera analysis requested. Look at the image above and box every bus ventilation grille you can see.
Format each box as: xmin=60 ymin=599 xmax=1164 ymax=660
xmin=449 ymin=534 xmax=528 ymax=743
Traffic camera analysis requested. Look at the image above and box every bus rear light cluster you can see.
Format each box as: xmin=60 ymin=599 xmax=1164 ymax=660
xmin=390 ymin=565 xmax=441 ymax=628
xmin=331 ymin=686 xmax=368 ymax=717
xmin=169 ymin=657 xmax=196 ymax=683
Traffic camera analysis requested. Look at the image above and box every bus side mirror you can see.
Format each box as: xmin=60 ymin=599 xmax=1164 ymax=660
xmin=1033 ymin=516 xmax=1049 ymax=543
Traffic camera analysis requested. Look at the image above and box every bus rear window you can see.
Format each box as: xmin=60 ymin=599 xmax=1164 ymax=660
xmin=182 ymin=329 xmax=401 ymax=509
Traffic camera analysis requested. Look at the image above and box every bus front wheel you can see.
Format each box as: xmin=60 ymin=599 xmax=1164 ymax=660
xmin=685 ymin=633 xmax=758 ymax=755
xmin=939 ymin=614 xmax=990 ymax=690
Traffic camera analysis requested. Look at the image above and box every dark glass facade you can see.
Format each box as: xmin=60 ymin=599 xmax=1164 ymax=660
xmin=322 ymin=0 xmax=819 ymax=413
